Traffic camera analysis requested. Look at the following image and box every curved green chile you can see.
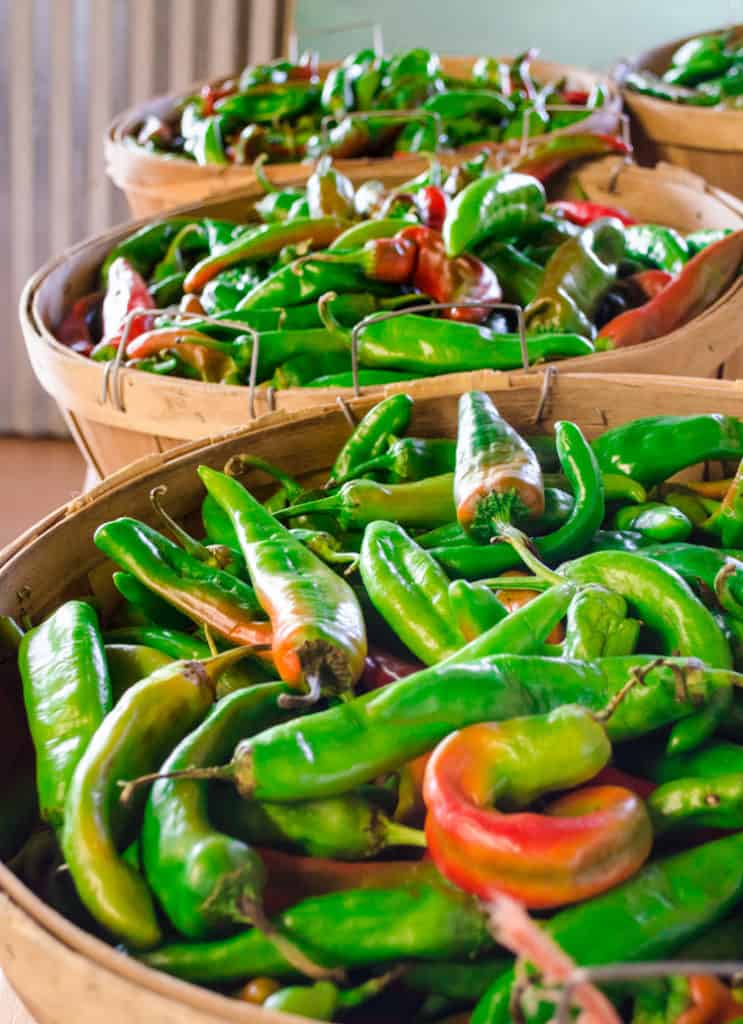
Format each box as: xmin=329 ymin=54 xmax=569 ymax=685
xmin=142 ymin=682 xmax=291 ymax=939
xmin=233 ymin=653 xmax=735 ymax=802
xmin=112 ymin=572 xmax=192 ymax=631
xmin=433 ymin=419 xmax=603 ymax=579
xmin=19 ymin=601 xmax=112 ymax=830
xmin=645 ymin=739 xmax=743 ymax=783
xmin=61 ymin=652 xmax=242 ymax=948
xmin=443 ymin=171 xmax=546 ymax=256
xmin=560 ymin=551 xmax=733 ymax=668
xmin=592 ymin=414 xmax=743 ymax=487
xmin=360 ymin=521 xmax=466 ymax=665
xmin=104 ymin=644 xmax=172 ymax=701
xmin=448 ymin=579 xmax=508 ymax=641
xmin=327 ymin=393 xmax=412 ymax=487
xmin=472 ymin=833 xmax=743 ymax=1024
xmin=140 ymin=878 xmax=491 ymax=984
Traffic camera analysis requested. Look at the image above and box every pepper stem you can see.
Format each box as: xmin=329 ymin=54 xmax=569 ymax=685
xmin=336 ymin=967 xmax=405 ymax=1009
xmin=714 ymin=560 xmax=743 ymax=621
xmin=494 ymin=522 xmax=564 ymax=584
xmin=317 ymin=290 xmax=343 ymax=333
xmin=150 ymin=485 xmax=214 ymax=564
xmin=274 ymin=494 xmax=342 ymax=521
xmin=118 ymin=763 xmax=236 ymax=804
xmin=225 ymin=453 xmax=304 ymax=503
xmin=252 ymin=153 xmax=275 ymax=194
xmin=278 ymin=671 xmax=322 ymax=710
xmin=239 ymin=897 xmax=346 ymax=983
xmin=593 ymin=657 xmax=665 ymax=723
xmin=384 ymin=821 xmax=428 ymax=849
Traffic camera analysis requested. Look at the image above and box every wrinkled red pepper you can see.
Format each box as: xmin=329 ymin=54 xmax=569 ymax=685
xmin=102 ymin=257 xmax=156 ymax=350
xmin=549 ymin=199 xmax=637 ymax=228
xmin=56 ymin=293 xmax=100 ymax=357
xmin=399 ymin=225 xmax=502 ymax=323
xmin=514 ymin=133 xmax=631 ymax=184
xmin=598 ymin=230 xmax=743 ymax=348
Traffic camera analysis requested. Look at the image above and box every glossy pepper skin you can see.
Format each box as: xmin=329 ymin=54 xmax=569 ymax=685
xmin=613 ymin=501 xmax=693 ymax=542
xmin=563 ymin=584 xmax=640 ymax=659
xmin=524 ymin=218 xmax=625 ymax=337
xmin=326 ymin=393 xmax=412 ymax=487
xmin=447 ymin=579 xmax=508 ymax=641
xmin=624 ymin=223 xmax=689 ymax=274
xmin=513 ymin=132 xmax=631 ymax=183
xmin=105 ymin=644 xmax=172 ymax=701
xmin=454 ymin=390 xmax=545 ymax=541
xmin=335 ymin=436 xmax=456 ymax=485
xmin=561 ymin=551 xmax=733 ymax=669
xmin=360 ymin=521 xmax=466 ymax=665
xmin=476 ymin=241 xmax=544 ymax=306
xmin=472 ymin=832 xmax=743 ymax=1024
xmin=598 ymin=230 xmax=743 ymax=348
xmin=592 ymin=413 xmax=743 ymax=488
xmin=198 ymin=466 xmax=366 ymax=700
xmin=434 ymin=419 xmax=604 ymax=579
xmin=141 ymin=873 xmax=491 ymax=984
xmin=142 ymin=682 xmax=292 ymax=939
xmin=442 ymin=171 xmax=546 ymax=257
xmin=424 ymin=706 xmax=652 ymax=907
xmin=62 ymin=649 xmax=248 ymax=949
xmin=94 ymin=518 xmax=272 ymax=651
xmin=221 ymin=652 xmax=734 ymax=803
xmin=19 ymin=601 xmax=113 ymax=830
xmin=351 ymin=314 xmax=593 ymax=374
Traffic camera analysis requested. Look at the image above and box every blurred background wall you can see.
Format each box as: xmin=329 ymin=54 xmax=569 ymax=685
xmin=2 ymin=0 xmax=740 ymax=436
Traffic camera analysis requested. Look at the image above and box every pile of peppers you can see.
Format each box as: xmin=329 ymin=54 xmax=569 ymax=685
xmin=57 ymin=141 xmax=743 ymax=389
xmin=9 ymin=391 xmax=743 ymax=1022
xmin=133 ymin=47 xmax=610 ymax=166
xmin=626 ymin=30 xmax=743 ymax=108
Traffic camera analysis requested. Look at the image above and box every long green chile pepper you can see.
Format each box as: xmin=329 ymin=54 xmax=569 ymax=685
xmin=592 ymin=414 xmax=743 ymax=488
xmin=142 ymin=682 xmax=293 ymax=939
xmin=563 ymin=585 xmax=640 ymax=659
xmin=211 ymin=786 xmax=424 ymax=861
xmin=94 ymin=518 xmax=271 ymax=650
xmin=443 ymin=171 xmax=546 ymax=257
xmin=140 ymin=875 xmax=492 ymax=984
xmin=351 ymin=314 xmax=593 ymax=374
xmin=236 ymin=257 xmax=395 ymax=312
xmin=644 ymin=738 xmax=743 ymax=784
xmin=334 ymin=436 xmax=456 ymax=485
xmin=199 ymin=466 xmax=366 ymax=702
xmin=477 ymin=241 xmax=544 ymax=305
xmin=404 ymin=959 xmax=511 ymax=1002
xmin=359 ymin=521 xmax=466 ymax=665
xmin=278 ymin=473 xmax=457 ymax=531
xmin=624 ymin=224 xmax=689 ymax=274
xmin=649 ymin=772 xmax=743 ymax=833
xmin=62 ymin=648 xmax=250 ymax=949
xmin=327 ymin=393 xmax=413 ymax=487
xmin=560 ymin=551 xmax=733 ymax=668
xmin=202 ymin=652 xmax=734 ymax=803
xmin=101 ymin=218 xmax=195 ymax=282
xmin=19 ymin=601 xmax=113 ymax=830
xmin=307 ymin=369 xmax=421 ymax=388
xmin=471 ymin=833 xmax=743 ymax=1024
xmin=433 ymin=419 xmax=604 ymax=579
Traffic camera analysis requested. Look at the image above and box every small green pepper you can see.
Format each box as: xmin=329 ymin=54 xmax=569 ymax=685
xmin=613 ymin=502 xmax=693 ymax=542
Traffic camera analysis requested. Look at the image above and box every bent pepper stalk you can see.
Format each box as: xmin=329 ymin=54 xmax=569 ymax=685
xmin=198 ymin=466 xmax=367 ymax=706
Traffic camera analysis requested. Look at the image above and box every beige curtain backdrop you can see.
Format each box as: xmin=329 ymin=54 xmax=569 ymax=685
xmin=2 ymin=0 xmax=290 ymax=437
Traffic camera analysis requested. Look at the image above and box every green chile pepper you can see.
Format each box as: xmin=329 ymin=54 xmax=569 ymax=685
xmin=447 ymin=579 xmax=508 ymax=642
xmin=19 ymin=601 xmax=113 ymax=830
xmin=112 ymin=571 xmax=192 ymax=630
xmin=62 ymin=648 xmax=250 ymax=948
xmin=360 ymin=521 xmax=466 ymax=665
xmin=334 ymin=436 xmax=456 ymax=485
xmin=649 ymin=772 xmax=743 ymax=833
xmin=476 ymin=241 xmax=544 ymax=305
xmin=624 ymin=224 xmax=689 ymax=274
xmin=307 ymin=369 xmax=421 ymax=388
xmin=327 ymin=393 xmax=413 ymax=487
xmin=563 ymin=585 xmax=640 ymax=659
xmin=613 ymin=502 xmax=693 ymax=542
xmin=104 ymin=644 xmax=173 ymax=701
xmin=443 ymin=171 xmax=546 ymax=256
xmin=142 ymin=682 xmax=292 ymax=939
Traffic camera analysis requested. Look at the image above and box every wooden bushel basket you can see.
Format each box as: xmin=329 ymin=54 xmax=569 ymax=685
xmin=105 ymin=57 xmax=620 ymax=218
xmin=3 ymin=370 xmax=743 ymax=1023
xmin=21 ymin=154 xmax=743 ymax=480
xmin=618 ymin=25 xmax=743 ymax=199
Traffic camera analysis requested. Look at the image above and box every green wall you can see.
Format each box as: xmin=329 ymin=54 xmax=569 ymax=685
xmin=295 ymin=1 xmax=736 ymax=71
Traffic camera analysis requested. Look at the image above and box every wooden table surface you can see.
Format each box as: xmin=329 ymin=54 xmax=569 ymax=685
xmin=0 ymin=969 xmax=35 ymax=1023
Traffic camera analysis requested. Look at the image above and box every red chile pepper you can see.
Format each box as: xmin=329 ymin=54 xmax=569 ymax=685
xmin=102 ymin=257 xmax=156 ymax=350
xmin=514 ymin=133 xmax=631 ymax=184
xmin=360 ymin=647 xmax=422 ymax=692
xmin=561 ymin=88 xmax=590 ymax=105
xmin=200 ymin=80 xmax=237 ymax=116
xmin=399 ymin=225 xmax=502 ymax=323
xmin=630 ymin=268 xmax=675 ymax=300
xmin=415 ymin=186 xmax=448 ymax=231
xmin=549 ymin=200 xmax=637 ymax=228
xmin=598 ymin=230 xmax=743 ymax=348
xmin=423 ymin=705 xmax=652 ymax=909
xmin=308 ymin=235 xmax=418 ymax=284
xmin=56 ymin=294 xmax=100 ymax=357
